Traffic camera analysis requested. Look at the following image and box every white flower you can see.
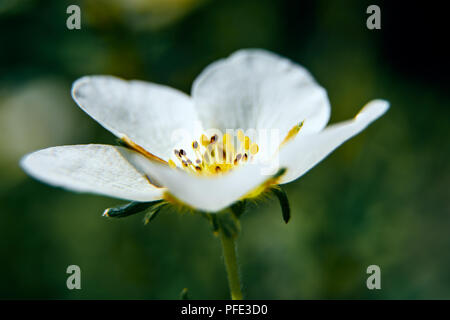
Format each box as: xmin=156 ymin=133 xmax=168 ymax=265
xmin=20 ymin=49 xmax=389 ymax=212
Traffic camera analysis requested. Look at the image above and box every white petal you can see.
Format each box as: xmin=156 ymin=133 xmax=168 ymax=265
xmin=278 ymin=100 xmax=389 ymax=184
xmin=20 ymin=144 xmax=165 ymax=201
xmin=125 ymin=152 xmax=270 ymax=212
xmin=72 ymin=76 xmax=201 ymax=161
xmin=192 ymin=49 xmax=330 ymax=139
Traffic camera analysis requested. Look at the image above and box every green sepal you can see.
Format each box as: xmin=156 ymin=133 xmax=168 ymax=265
xmin=180 ymin=288 xmax=189 ymax=300
xmin=210 ymin=214 xmax=220 ymax=235
xmin=217 ymin=211 xmax=241 ymax=239
xmin=272 ymin=187 xmax=291 ymax=224
xmin=272 ymin=167 xmax=287 ymax=180
xmin=230 ymin=200 xmax=247 ymax=219
xmin=143 ymin=203 xmax=167 ymax=225
xmin=102 ymin=200 xmax=164 ymax=218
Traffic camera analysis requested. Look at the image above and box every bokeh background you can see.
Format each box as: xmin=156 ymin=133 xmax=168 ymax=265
xmin=0 ymin=0 xmax=448 ymax=299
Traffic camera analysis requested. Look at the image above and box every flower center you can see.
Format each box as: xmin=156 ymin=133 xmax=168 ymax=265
xmin=169 ymin=130 xmax=259 ymax=176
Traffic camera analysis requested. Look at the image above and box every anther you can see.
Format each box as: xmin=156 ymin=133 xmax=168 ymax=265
xmin=250 ymin=143 xmax=259 ymax=155
xmin=223 ymin=133 xmax=231 ymax=145
xmin=192 ymin=141 xmax=199 ymax=150
xmin=201 ymin=134 xmax=209 ymax=146
xmin=237 ymin=130 xmax=245 ymax=142
xmin=281 ymin=120 xmax=304 ymax=146
xmin=168 ymin=159 xmax=176 ymax=168
xmin=244 ymin=136 xmax=250 ymax=149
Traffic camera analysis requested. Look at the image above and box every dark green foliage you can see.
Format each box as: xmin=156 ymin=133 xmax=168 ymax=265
xmin=103 ymin=200 xmax=164 ymax=219
xmin=272 ymin=187 xmax=291 ymax=224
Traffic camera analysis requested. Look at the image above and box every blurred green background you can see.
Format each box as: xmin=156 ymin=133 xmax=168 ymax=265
xmin=0 ymin=0 xmax=449 ymax=299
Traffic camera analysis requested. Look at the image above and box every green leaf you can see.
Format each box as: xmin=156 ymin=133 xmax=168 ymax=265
xmin=272 ymin=187 xmax=291 ymax=224
xmin=180 ymin=288 xmax=189 ymax=300
xmin=102 ymin=200 xmax=164 ymax=218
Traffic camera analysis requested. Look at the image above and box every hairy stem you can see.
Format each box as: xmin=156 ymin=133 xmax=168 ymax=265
xmin=219 ymin=229 xmax=243 ymax=300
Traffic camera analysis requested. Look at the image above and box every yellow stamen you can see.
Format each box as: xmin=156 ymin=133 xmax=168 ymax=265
xmin=237 ymin=130 xmax=245 ymax=142
xmin=281 ymin=121 xmax=304 ymax=147
xmin=250 ymin=143 xmax=259 ymax=155
xmin=170 ymin=131 xmax=260 ymax=176
xmin=201 ymin=134 xmax=210 ymax=147
xmin=223 ymin=133 xmax=231 ymax=145
xmin=244 ymin=136 xmax=250 ymax=150
xmin=168 ymin=159 xmax=176 ymax=168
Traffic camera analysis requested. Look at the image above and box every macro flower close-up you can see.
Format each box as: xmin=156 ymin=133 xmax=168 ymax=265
xmin=2 ymin=0 xmax=449 ymax=308
xmin=19 ymin=49 xmax=388 ymax=300
xmin=20 ymin=49 xmax=388 ymax=214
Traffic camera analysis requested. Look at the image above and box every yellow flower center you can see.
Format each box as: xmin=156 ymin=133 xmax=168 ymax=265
xmin=169 ymin=130 xmax=259 ymax=176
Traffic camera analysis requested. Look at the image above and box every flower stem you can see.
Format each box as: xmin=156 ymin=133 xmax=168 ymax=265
xmin=219 ymin=229 xmax=243 ymax=300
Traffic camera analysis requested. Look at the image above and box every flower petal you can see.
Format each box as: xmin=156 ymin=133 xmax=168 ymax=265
xmin=20 ymin=144 xmax=165 ymax=201
xmin=192 ymin=49 xmax=330 ymax=139
xmin=72 ymin=76 xmax=201 ymax=161
xmin=278 ymin=100 xmax=389 ymax=184
xmin=124 ymin=152 xmax=270 ymax=212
